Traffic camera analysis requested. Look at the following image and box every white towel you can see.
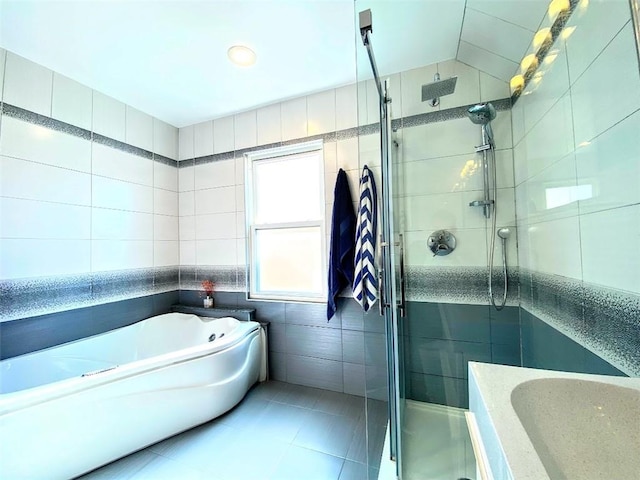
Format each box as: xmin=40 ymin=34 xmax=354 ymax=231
xmin=352 ymin=165 xmax=378 ymax=311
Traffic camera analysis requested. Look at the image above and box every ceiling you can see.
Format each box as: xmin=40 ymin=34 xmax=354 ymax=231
xmin=0 ymin=1 xmax=548 ymax=128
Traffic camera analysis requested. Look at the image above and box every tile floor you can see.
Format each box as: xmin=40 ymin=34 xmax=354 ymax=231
xmin=78 ymin=381 xmax=387 ymax=480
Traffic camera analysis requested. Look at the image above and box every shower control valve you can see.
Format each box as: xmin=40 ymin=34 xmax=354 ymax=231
xmin=427 ymin=230 xmax=456 ymax=257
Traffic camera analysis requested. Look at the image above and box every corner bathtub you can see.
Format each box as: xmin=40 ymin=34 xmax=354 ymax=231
xmin=0 ymin=313 xmax=266 ymax=479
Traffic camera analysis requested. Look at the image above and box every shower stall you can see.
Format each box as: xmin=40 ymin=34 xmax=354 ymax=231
xmin=355 ymin=1 xmax=640 ymax=479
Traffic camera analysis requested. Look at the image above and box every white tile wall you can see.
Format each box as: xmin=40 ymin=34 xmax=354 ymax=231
xmin=565 ymin=0 xmax=631 ymax=83
xmin=0 ymin=116 xmax=92 ymax=173
xmin=213 ymin=116 xmax=234 ymax=154
xmin=1 ymin=155 xmax=91 ymax=206
xmin=576 ymin=109 xmax=640 ymax=215
xmin=154 ymin=162 xmax=178 ymax=192
xmin=92 ymin=143 xmax=153 ymax=186
xmin=194 ymin=120 xmax=214 ymax=157
xmin=307 ymin=89 xmax=336 ymax=135
xmin=438 ymin=60 xmax=481 ymax=110
xmin=0 ymin=197 xmax=90 ymax=239
xmin=3 ymin=53 xmax=53 ymax=116
xmin=180 ymin=241 xmax=196 ymax=265
xmin=196 ymin=239 xmax=237 ymax=266
xmin=234 ymin=110 xmax=257 ymax=150
xmin=91 ymin=240 xmax=153 ymax=271
xmin=154 ymin=241 xmax=179 ymax=267
xmin=178 ymin=165 xmax=195 ymax=192
xmin=153 ymin=118 xmax=178 ymax=160
xmin=570 ymin=23 xmax=640 ymax=146
xmin=92 ymin=176 xmax=153 ymax=213
xmin=400 ymin=63 xmax=439 ymax=118
xmin=195 ymin=212 xmax=237 ymax=240
xmin=91 ymin=209 xmax=153 ymax=240
xmin=194 ymin=186 xmax=236 ymax=215
xmin=179 ymin=125 xmax=195 ymax=160
xmin=179 ymin=215 xmax=196 ymax=241
xmin=154 ymin=188 xmax=178 ymax=216
xmin=125 ymin=106 xmax=153 ymax=151
xmin=194 ymin=158 xmax=235 ymax=191
xmin=0 ymin=48 xmax=6 ymax=101
xmin=580 ymin=204 xmax=640 ymax=294
xmin=281 ymin=97 xmax=307 ymax=141
xmin=52 ymin=73 xmax=92 ymax=130
xmin=479 ymin=72 xmax=510 ymax=102
xmin=93 ymin=91 xmax=126 ymax=141
xmin=0 ymin=239 xmax=90 ymax=279
xmin=154 ymin=215 xmax=179 ymax=241
xmin=257 ymin=104 xmax=282 ymax=145
xmin=335 ymin=84 xmax=358 ymax=131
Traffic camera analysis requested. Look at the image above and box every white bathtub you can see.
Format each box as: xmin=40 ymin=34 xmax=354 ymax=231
xmin=467 ymin=363 xmax=640 ymax=480
xmin=0 ymin=312 xmax=266 ymax=479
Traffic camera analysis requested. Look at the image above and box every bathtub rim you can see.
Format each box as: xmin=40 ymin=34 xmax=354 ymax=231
xmin=0 ymin=317 xmax=260 ymax=415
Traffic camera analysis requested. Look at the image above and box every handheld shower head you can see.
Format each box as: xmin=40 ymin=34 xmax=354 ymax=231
xmin=467 ymin=103 xmax=496 ymax=125
xmin=497 ymin=227 xmax=511 ymax=239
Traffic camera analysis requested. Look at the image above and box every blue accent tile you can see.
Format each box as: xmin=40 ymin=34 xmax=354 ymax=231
xmin=489 ymin=305 xmax=520 ymax=345
xmin=337 ymin=298 xmax=364 ymax=331
xmin=342 ymin=330 xmax=365 ymax=364
xmin=364 ymin=332 xmax=386 ymax=367
xmin=286 ymin=324 xmax=343 ymax=361
xmin=405 ymin=302 xmax=491 ymax=343
xmin=407 ymin=338 xmax=491 ymax=379
xmin=268 ymin=323 xmax=286 ymax=353
xmin=343 ymin=363 xmax=366 ymax=397
xmin=287 ymin=354 xmax=344 ymax=392
xmin=408 ymin=372 xmax=468 ymax=409
xmin=270 ymin=352 xmax=287 ymax=381
xmin=285 ymin=302 xmax=341 ymax=329
xmin=491 ymin=343 xmax=521 ymax=367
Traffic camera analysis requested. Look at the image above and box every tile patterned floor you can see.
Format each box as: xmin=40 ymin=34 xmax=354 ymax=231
xmin=78 ymin=381 xmax=386 ymax=480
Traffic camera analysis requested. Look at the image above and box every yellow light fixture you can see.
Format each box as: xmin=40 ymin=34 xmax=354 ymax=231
xmin=548 ymin=0 xmax=570 ymax=20
xmin=510 ymin=75 xmax=525 ymax=95
xmin=520 ymin=54 xmax=539 ymax=74
xmin=533 ymin=28 xmax=552 ymax=49
xmin=544 ymin=50 xmax=559 ymax=65
xmin=227 ymin=45 xmax=257 ymax=66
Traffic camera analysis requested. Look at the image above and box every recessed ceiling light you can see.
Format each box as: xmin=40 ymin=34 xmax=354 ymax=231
xmin=227 ymin=45 xmax=256 ymax=67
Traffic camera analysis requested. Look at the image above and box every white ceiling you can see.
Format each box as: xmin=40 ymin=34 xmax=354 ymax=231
xmin=0 ymin=1 xmax=546 ymax=127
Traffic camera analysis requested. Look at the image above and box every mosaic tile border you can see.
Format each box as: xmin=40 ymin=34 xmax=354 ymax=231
xmin=520 ymin=269 xmax=640 ymax=376
xmin=404 ymin=265 xmax=519 ymax=306
xmin=0 ymin=103 xmax=178 ymax=167
xmin=0 ymin=267 xmax=179 ymax=322
xmin=179 ymin=265 xmax=246 ymax=293
xmin=178 ymin=98 xmax=511 ymax=167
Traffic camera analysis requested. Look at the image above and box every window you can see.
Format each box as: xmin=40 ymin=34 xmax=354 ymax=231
xmin=245 ymin=140 xmax=326 ymax=302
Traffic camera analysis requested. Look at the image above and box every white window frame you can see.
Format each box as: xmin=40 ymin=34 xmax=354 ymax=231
xmin=244 ymin=140 xmax=327 ymax=302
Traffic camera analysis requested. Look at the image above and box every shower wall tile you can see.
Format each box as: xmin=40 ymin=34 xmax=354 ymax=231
xmin=570 ymin=23 xmax=640 ymax=146
xmin=437 ymin=60 xmax=480 ymax=111
xmin=154 ymin=215 xmax=179 ymax=241
xmin=125 ymin=106 xmax=154 ymax=152
xmin=93 ymin=91 xmax=126 ymax=142
xmin=576 ymin=109 xmax=640 ymax=215
xmin=0 ymin=116 xmax=92 ymax=173
xmin=3 ymin=52 xmax=53 ymax=117
xmin=564 ymin=0 xmax=631 ymax=84
xmin=479 ymin=72 xmax=510 ymax=102
xmin=194 ymin=158 xmax=235 ymax=190
xmin=580 ymin=205 xmax=640 ymax=294
xmin=52 ymin=73 xmax=93 ymax=130
xmin=400 ymin=63 xmax=440 ymax=118
xmin=402 ymin=117 xmax=477 ymax=161
xmin=178 ymin=125 xmax=195 ymax=160
xmin=404 ymin=228 xmax=488 ymax=268
xmin=514 ymin=93 xmax=574 ymax=185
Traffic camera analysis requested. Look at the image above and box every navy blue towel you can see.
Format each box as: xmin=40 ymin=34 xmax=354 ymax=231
xmin=327 ymin=169 xmax=356 ymax=321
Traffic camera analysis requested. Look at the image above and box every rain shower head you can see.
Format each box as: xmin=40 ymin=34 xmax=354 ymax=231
xmin=422 ymin=74 xmax=457 ymax=106
xmin=467 ymin=102 xmax=497 ymax=125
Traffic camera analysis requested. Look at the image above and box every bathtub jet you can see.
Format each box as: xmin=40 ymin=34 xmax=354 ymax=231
xmin=0 ymin=313 xmax=267 ymax=479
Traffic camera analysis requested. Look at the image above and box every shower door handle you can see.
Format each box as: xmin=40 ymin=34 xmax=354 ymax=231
xmin=397 ymin=234 xmax=406 ymax=318
xmin=378 ymin=267 xmax=385 ymax=317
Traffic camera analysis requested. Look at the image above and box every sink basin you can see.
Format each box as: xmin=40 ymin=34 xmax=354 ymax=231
xmin=468 ymin=363 xmax=640 ymax=480
xmin=511 ymin=378 xmax=640 ymax=479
